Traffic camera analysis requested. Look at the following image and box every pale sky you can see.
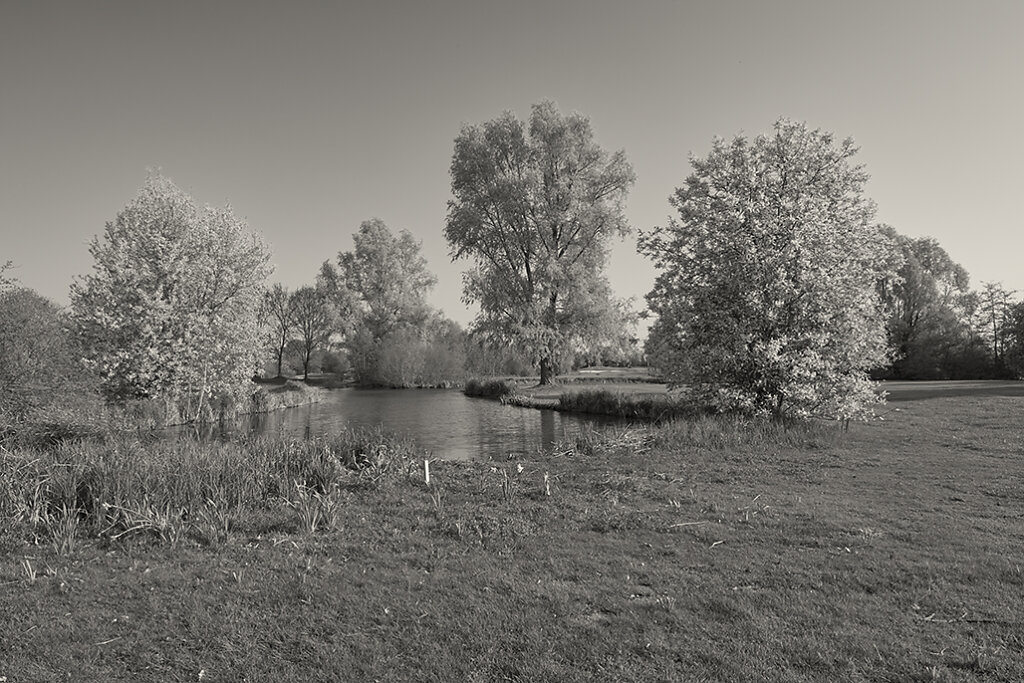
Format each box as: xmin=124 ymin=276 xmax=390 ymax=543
xmin=2 ymin=0 xmax=1022 ymax=333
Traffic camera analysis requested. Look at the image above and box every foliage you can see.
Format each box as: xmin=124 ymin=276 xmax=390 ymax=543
xmin=640 ymin=119 xmax=897 ymax=422
xmin=0 ymin=259 xmax=15 ymax=291
xmin=556 ymin=389 xmax=688 ymax=421
xmin=446 ymin=100 xmax=636 ymax=384
xmin=320 ymin=218 xmax=435 ymax=342
xmin=462 ymin=378 xmax=519 ymax=399
xmin=0 ymin=288 xmax=100 ymax=429
xmin=875 ymin=228 xmax=987 ymax=379
xmin=289 ymin=285 xmax=334 ymax=381
xmin=70 ymin=174 xmax=272 ymax=420
xmin=348 ymin=315 xmax=467 ymax=388
xmin=1004 ymin=301 xmax=1024 ymax=378
xmin=319 ymin=219 xmax=439 ymax=385
xmin=462 ymin=337 xmax=536 ymax=377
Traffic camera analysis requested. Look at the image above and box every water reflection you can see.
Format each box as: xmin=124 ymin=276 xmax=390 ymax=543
xmin=195 ymin=388 xmax=614 ymax=461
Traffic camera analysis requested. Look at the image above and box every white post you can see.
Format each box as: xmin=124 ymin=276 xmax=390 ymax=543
xmin=424 ymin=459 xmax=431 ymax=486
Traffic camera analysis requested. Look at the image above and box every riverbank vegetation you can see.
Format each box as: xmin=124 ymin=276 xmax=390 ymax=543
xmin=3 ymin=394 xmax=1022 ymax=680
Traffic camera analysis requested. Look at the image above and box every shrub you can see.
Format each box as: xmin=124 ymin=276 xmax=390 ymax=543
xmin=557 ymin=389 xmax=693 ymax=421
xmin=463 ymin=378 xmax=519 ymax=399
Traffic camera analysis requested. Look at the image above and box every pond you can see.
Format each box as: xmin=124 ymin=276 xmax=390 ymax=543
xmin=203 ymin=388 xmax=616 ymax=461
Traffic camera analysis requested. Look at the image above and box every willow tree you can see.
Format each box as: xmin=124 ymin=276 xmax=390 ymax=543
xmin=445 ymin=101 xmax=635 ymax=384
xmin=71 ymin=174 xmax=272 ymax=419
xmin=640 ymin=119 xmax=897 ymax=422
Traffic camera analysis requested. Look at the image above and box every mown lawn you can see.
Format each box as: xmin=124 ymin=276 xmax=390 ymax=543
xmin=2 ymin=394 xmax=1023 ymax=682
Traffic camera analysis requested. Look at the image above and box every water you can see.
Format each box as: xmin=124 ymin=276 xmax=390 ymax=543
xmin=217 ymin=388 xmax=614 ymax=461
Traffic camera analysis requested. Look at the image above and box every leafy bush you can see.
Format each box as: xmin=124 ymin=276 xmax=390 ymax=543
xmin=463 ymin=378 xmax=519 ymax=399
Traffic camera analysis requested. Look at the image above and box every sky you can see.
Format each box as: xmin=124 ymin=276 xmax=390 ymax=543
xmin=2 ymin=0 xmax=1022 ymax=334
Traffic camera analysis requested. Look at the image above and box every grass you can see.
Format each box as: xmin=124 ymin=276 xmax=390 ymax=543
xmin=2 ymin=394 xmax=1024 ymax=681
xmin=1 ymin=380 xmax=326 ymax=450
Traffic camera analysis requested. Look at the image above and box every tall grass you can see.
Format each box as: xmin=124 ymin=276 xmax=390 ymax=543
xmin=0 ymin=429 xmax=417 ymax=547
xmin=0 ymin=380 xmax=325 ymax=450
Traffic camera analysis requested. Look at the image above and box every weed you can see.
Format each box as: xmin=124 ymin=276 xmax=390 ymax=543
xmin=48 ymin=503 xmax=79 ymax=555
xmin=287 ymin=482 xmax=343 ymax=534
xmin=288 ymin=483 xmax=324 ymax=534
xmin=21 ymin=557 xmax=37 ymax=584
xmin=194 ymin=500 xmax=232 ymax=546
xmin=499 ymin=467 xmax=518 ymax=504
xmin=103 ymin=499 xmax=187 ymax=546
xmin=429 ymin=485 xmax=444 ymax=519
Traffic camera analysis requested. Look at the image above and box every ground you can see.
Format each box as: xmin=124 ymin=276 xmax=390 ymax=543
xmin=1 ymin=385 xmax=1023 ymax=682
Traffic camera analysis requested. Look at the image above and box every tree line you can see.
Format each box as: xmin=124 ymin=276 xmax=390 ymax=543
xmin=2 ymin=102 xmax=1023 ymax=428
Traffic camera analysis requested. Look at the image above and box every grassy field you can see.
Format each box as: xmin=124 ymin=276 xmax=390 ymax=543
xmin=2 ymin=391 xmax=1023 ymax=681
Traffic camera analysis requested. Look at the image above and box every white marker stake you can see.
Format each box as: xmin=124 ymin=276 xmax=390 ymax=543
xmin=424 ymin=459 xmax=431 ymax=486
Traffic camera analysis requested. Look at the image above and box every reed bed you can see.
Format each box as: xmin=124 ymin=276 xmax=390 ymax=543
xmin=0 ymin=429 xmax=418 ymax=551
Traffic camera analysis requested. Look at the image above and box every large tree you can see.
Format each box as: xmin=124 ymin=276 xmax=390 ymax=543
xmin=639 ymin=119 xmax=897 ymax=422
xmin=320 ymin=219 xmax=436 ymax=340
xmin=445 ymin=101 xmax=636 ymax=384
xmin=319 ymin=219 xmax=437 ymax=384
xmin=876 ymin=228 xmax=976 ymax=379
xmin=70 ymin=174 xmax=272 ymax=419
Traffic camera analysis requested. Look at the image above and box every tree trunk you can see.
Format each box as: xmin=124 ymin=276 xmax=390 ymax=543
xmin=276 ymin=350 xmax=284 ymax=378
xmin=539 ymin=356 xmax=553 ymax=385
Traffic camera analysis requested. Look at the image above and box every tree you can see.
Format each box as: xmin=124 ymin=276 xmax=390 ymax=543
xmin=978 ymin=281 xmax=1017 ymax=369
xmin=70 ymin=174 xmax=272 ymax=420
xmin=0 ymin=260 xmax=15 ymax=291
xmin=639 ymin=119 xmax=897 ymax=422
xmin=261 ymin=284 xmax=296 ymax=378
xmin=1004 ymin=301 xmax=1024 ymax=378
xmin=876 ymin=228 xmax=976 ymax=379
xmin=320 ymin=219 xmax=436 ymax=340
xmin=319 ymin=219 xmax=437 ymax=385
xmin=290 ymin=286 xmax=333 ymax=381
xmin=445 ymin=100 xmax=636 ymax=384
xmin=0 ymin=288 xmax=93 ymax=423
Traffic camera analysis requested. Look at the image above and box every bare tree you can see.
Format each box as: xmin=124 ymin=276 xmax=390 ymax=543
xmin=261 ymin=284 xmax=295 ymax=378
xmin=290 ymin=286 xmax=333 ymax=381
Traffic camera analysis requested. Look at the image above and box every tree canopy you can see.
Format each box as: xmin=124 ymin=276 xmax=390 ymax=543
xmin=640 ymin=119 xmax=897 ymax=421
xmin=445 ymin=100 xmax=636 ymax=383
xmin=70 ymin=174 xmax=272 ymax=419
xmin=0 ymin=288 xmax=91 ymax=423
xmin=319 ymin=219 xmax=437 ymax=385
xmin=0 ymin=260 xmax=14 ymax=291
